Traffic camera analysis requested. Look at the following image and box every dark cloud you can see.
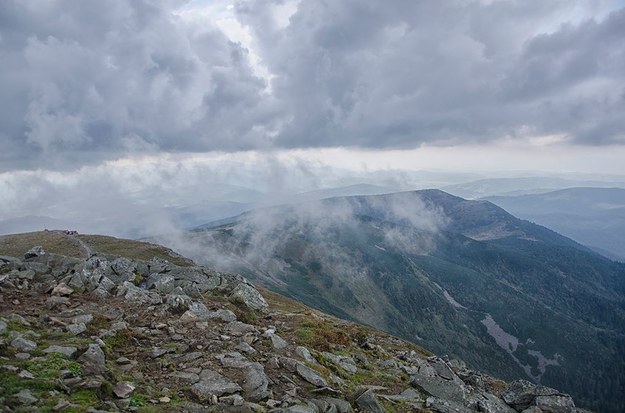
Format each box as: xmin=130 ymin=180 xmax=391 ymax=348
xmin=0 ymin=0 xmax=624 ymax=171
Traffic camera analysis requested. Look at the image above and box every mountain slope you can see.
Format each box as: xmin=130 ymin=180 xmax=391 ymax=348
xmin=485 ymin=187 xmax=625 ymax=261
xmin=183 ymin=190 xmax=625 ymax=413
xmin=0 ymin=231 xmax=590 ymax=413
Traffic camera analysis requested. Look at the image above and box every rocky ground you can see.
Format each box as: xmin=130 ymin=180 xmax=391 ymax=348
xmin=0 ymin=233 xmax=590 ymax=412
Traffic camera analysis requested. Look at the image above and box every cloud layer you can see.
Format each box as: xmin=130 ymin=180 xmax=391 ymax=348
xmin=1 ymin=0 xmax=624 ymax=171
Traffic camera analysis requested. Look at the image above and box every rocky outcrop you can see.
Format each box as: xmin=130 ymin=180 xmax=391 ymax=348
xmin=0 ymin=242 xmax=590 ymax=413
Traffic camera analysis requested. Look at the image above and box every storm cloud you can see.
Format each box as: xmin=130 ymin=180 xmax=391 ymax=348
xmin=1 ymin=0 xmax=624 ymax=171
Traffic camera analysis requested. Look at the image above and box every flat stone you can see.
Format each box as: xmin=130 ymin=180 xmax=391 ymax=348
xmin=67 ymin=323 xmax=87 ymax=335
xmin=411 ymin=374 xmax=465 ymax=403
xmin=170 ymin=371 xmax=200 ymax=383
xmin=269 ymin=333 xmax=288 ymax=350
xmin=322 ymin=352 xmax=357 ymax=374
xmin=11 ymin=337 xmax=37 ymax=352
xmin=17 ymin=269 xmax=35 ymax=280
xmin=191 ymin=369 xmax=242 ymax=401
xmin=46 ymin=296 xmax=71 ymax=308
xmin=535 ymin=395 xmax=576 ymax=413
xmin=52 ymin=283 xmax=74 ymax=296
xmin=296 ymin=362 xmax=328 ymax=387
xmin=426 ymin=396 xmax=473 ymax=413
xmin=44 ymin=345 xmax=78 ymax=358
xmin=312 ymin=398 xmax=353 ymax=413
xmin=296 ymin=346 xmax=318 ymax=364
xmin=114 ymin=381 xmax=136 ymax=399
xmin=16 ymin=389 xmax=38 ymax=405
xmin=116 ymin=357 xmax=132 ymax=365
xmin=15 ymin=353 xmax=31 ymax=360
xmin=18 ymin=369 xmax=35 ymax=379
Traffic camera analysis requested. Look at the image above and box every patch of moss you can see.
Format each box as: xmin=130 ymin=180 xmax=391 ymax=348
xmin=68 ymin=389 xmax=100 ymax=409
xmin=103 ymin=328 xmax=135 ymax=350
xmin=0 ymin=370 xmax=57 ymax=395
xmin=26 ymin=353 xmax=81 ymax=378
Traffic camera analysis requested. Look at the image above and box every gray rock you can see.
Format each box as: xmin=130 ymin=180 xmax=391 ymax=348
xmin=10 ymin=337 xmax=37 ymax=352
xmin=296 ymin=362 xmax=328 ymax=387
xmin=242 ymin=363 xmax=271 ymax=402
xmin=51 ymin=283 xmax=74 ymax=296
xmin=118 ymin=281 xmax=162 ymax=305
xmin=296 ymin=346 xmax=318 ymax=364
xmin=16 ymin=352 xmax=31 ymax=360
xmin=165 ymin=291 xmax=193 ymax=312
xmin=15 ymin=389 xmax=38 ymax=405
xmin=411 ymin=374 xmax=466 ymax=403
xmin=467 ymin=392 xmax=517 ymax=413
xmin=24 ymin=246 xmax=45 ymax=259
xmin=502 ymin=380 xmax=574 ymax=413
xmin=5 ymin=313 xmax=30 ymax=326
xmin=114 ymin=381 xmax=136 ymax=398
xmin=67 ymin=323 xmax=87 ymax=335
xmin=191 ymin=369 xmax=242 ymax=401
xmin=322 ymin=352 xmax=357 ymax=374
xmin=92 ymin=276 xmax=116 ymax=298
xmin=431 ymin=359 xmax=457 ymax=380
xmin=426 ymin=396 xmax=473 ymax=413
xmin=356 ymin=389 xmax=384 ymax=413
xmin=151 ymin=274 xmax=176 ymax=293
xmin=268 ymin=332 xmax=288 ymax=350
xmin=46 ymin=296 xmax=71 ymax=308
xmin=312 ymin=398 xmax=353 ymax=413
xmin=230 ymin=282 xmax=268 ymax=311
xmin=43 ymin=345 xmax=78 ymax=358
xmin=209 ymin=308 xmax=238 ymax=322
xmin=282 ymin=403 xmax=320 ymax=413
xmin=78 ymin=344 xmax=107 ymax=374
xmin=520 ymin=408 xmax=543 ymax=413
xmin=17 ymin=269 xmax=35 ymax=280
xmin=0 ymin=320 xmax=6 ymax=334
xmin=18 ymin=369 xmax=35 ymax=379
xmin=171 ymin=371 xmax=201 ymax=383
xmin=226 ymin=321 xmax=259 ymax=335
xmin=535 ymin=395 xmax=575 ymax=413
xmin=23 ymin=261 xmax=49 ymax=275
xmin=235 ymin=341 xmax=257 ymax=355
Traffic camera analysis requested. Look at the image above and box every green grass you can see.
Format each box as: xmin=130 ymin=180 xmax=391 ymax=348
xmin=25 ymin=353 xmax=81 ymax=378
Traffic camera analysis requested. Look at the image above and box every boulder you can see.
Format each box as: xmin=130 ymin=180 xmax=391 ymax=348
xmin=10 ymin=337 xmax=37 ymax=352
xmin=114 ymin=382 xmax=136 ymax=399
xmin=230 ymin=282 xmax=268 ymax=311
xmin=322 ymin=352 xmax=357 ymax=373
xmin=24 ymin=246 xmax=45 ymax=260
xmin=43 ymin=345 xmax=78 ymax=358
xmin=191 ymin=369 xmax=242 ymax=401
xmin=356 ymin=389 xmax=385 ymax=413
xmin=78 ymin=344 xmax=107 ymax=374
xmin=502 ymin=381 xmax=575 ymax=413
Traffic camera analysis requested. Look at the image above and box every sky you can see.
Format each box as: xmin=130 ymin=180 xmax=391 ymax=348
xmin=1 ymin=0 xmax=625 ymax=235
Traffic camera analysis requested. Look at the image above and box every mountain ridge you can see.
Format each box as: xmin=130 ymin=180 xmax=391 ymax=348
xmin=0 ymin=231 xmax=591 ymax=413
xmin=181 ymin=189 xmax=625 ymax=413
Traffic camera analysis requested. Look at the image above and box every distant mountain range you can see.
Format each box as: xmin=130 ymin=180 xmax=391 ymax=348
xmin=181 ymin=190 xmax=625 ymax=413
xmin=486 ymin=187 xmax=625 ymax=261
xmin=443 ymin=177 xmax=625 ymax=198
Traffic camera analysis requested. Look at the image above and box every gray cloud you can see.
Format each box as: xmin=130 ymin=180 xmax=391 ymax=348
xmin=1 ymin=0 xmax=624 ymax=171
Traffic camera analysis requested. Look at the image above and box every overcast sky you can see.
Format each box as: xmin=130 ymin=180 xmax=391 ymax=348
xmin=1 ymin=0 xmax=625 ymax=233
